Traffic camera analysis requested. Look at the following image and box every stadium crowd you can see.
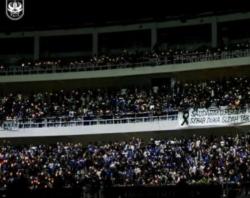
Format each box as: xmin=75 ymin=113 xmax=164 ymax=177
xmin=0 ymin=42 xmax=249 ymax=74
xmin=0 ymin=76 xmax=249 ymax=122
xmin=0 ymin=134 xmax=249 ymax=190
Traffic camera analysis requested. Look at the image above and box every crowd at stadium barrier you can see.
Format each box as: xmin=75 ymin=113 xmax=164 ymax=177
xmin=0 ymin=134 xmax=249 ymax=190
xmin=0 ymin=76 xmax=249 ymax=124
xmin=0 ymin=42 xmax=249 ymax=74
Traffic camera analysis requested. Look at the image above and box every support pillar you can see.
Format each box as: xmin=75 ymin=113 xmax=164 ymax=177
xmin=92 ymin=32 xmax=98 ymax=56
xmin=211 ymin=21 xmax=218 ymax=48
xmin=34 ymin=35 xmax=40 ymax=60
xmin=151 ymin=27 xmax=157 ymax=50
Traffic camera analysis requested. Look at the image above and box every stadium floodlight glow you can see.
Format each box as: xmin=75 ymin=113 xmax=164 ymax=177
xmin=6 ymin=0 xmax=24 ymax=21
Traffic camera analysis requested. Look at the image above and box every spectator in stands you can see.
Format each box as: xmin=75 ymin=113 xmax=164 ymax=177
xmin=0 ymin=41 xmax=249 ymax=75
xmin=0 ymin=134 xmax=249 ymax=190
xmin=0 ymin=76 xmax=250 ymax=123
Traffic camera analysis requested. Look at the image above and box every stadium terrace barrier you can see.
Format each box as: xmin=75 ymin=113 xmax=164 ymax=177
xmin=0 ymin=114 xmax=180 ymax=137
xmin=1 ymin=183 xmax=249 ymax=198
xmin=0 ymin=50 xmax=249 ymax=76
xmin=3 ymin=107 xmax=250 ymax=131
xmin=102 ymin=184 xmax=223 ymax=198
xmin=2 ymin=114 xmax=178 ymax=130
xmin=2 ymin=108 xmax=250 ymax=138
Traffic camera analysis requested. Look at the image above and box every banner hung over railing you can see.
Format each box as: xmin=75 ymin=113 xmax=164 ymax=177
xmin=179 ymin=108 xmax=250 ymax=127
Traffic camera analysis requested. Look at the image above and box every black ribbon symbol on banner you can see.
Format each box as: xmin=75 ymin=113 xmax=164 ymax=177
xmin=181 ymin=111 xmax=189 ymax=126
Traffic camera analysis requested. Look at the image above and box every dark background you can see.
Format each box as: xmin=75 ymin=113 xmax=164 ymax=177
xmin=0 ymin=0 xmax=249 ymax=32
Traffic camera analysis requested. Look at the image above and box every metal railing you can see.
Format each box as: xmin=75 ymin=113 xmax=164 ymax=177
xmin=0 ymin=49 xmax=249 ymax=76
xmin=1 ymin=113 xmax=178 ymax=130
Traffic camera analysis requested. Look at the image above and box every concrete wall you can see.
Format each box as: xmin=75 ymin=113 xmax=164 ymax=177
xmin=1 ymin=117 xmax=250 ymax=139
xmin=0 ymin=119 xmax=179 ymax=138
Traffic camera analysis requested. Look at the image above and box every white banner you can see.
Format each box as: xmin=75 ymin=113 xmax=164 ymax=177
xmin=179 ymin=108 xmax=250 ymax=127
